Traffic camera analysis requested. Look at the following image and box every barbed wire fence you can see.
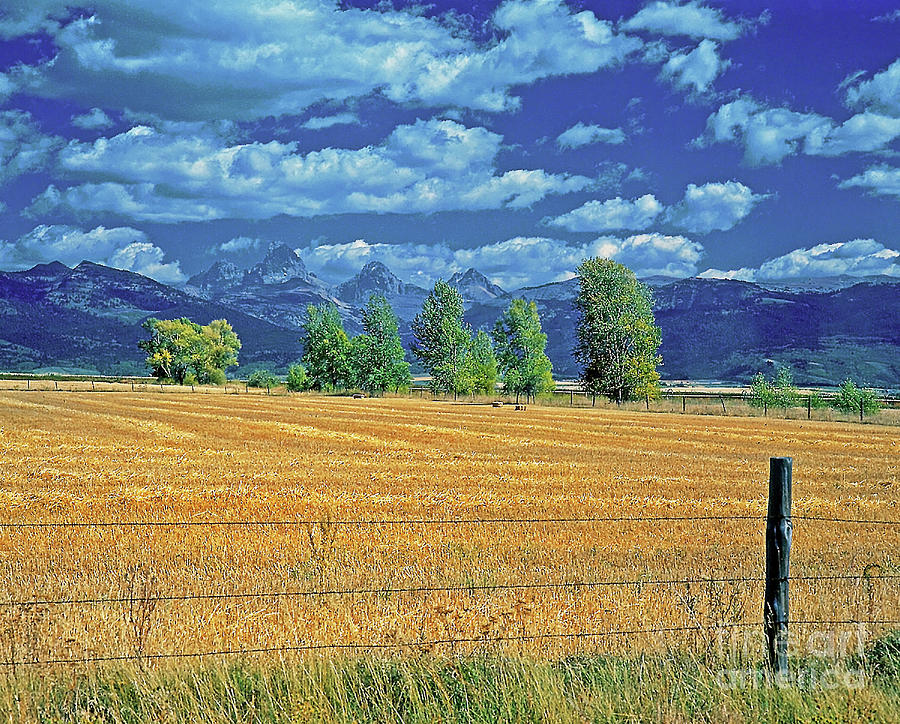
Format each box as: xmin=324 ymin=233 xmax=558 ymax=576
xmin=2 ymin=377 xmax=898 ymax=425
xmin=1 ymin=458 xmax=898 ymax=671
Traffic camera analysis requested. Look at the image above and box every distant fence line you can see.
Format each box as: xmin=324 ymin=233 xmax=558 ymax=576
xmin=0 ymin=375 xmax=898 ymax=421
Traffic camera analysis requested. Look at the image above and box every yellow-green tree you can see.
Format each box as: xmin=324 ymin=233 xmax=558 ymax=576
xmin=139 ymin=317 xmax=240 ymax=385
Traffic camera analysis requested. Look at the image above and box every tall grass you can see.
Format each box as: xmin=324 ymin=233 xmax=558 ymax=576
xmin=2 ymin=653 xmax=898 ymax=723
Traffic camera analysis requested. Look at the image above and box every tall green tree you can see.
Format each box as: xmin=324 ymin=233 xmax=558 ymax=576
xmin=492 ymin=299 xmax=554 ymax=403
xmin=350 ymin=294 xmax=411 ymax=395
xmin=412 ymin=280 xmax=471 ymax=395
xmin=301 ymin=303 xmax=352 ymax=391
xmin=574 ymin=258 xmax=662 ymax=403
xmin=464 ymin=330 xmax=498 ymax=396
xmin=139 ymin=317 xmax=240 ymax=385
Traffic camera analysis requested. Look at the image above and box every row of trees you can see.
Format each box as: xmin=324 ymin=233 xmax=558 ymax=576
xmin=137 ymin=257 xmax=665 ymax=403
xmin=297 ymin=283 xmax=555 ymax=400
xmin=750 ymin=367 xmax=884 ymax=416
xmin=299 ymin=295 xmax=411 ymax=395
xmin=410 ymin=281 xmax=554 ymax=400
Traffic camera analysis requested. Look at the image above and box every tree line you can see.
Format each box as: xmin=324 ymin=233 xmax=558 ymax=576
xmin=139 ymin=257 xmax=665 ymax=401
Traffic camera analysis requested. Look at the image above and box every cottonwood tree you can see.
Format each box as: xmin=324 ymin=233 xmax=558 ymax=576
xmin=139 ymin=317 xmax=240 ymax=385
xmin=412 ymin=280 xmax=472 ymax=396
xmin=464 ymin=330 xmax=498 ymax=396
xmin=492 ymin=298 xmax=554 ymax=403
xmin=574 ymin=258 xmax=661 ymax=403
xmin=350 ymin=294 xmax=411 ymax=395
xmin=197 ymin=319 xmax=241 ymax=384
xmin=301 ymin=303 xmax=352 ymax=391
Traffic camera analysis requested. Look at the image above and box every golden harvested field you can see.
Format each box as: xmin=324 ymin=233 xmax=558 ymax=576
xmin=0 ymin=391 xmax=898 ymax=666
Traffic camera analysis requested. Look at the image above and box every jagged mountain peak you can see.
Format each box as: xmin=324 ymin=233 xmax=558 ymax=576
xmin=245 ymin=243 xmax=308 ymax=285
xmin=186 ymin=260 xmax=244 ymax=294
xmin=336 ymin=259 xmax=405 ymax=302
xmin=448 ymin=267 xmax=506 ymax=302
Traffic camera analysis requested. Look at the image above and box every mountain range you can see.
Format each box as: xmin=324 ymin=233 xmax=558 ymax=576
xmin=1 ymin=242 xmax=897 ymax=387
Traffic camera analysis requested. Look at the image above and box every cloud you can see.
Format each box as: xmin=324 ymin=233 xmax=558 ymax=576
xmin=33 ymin=119 xmax=592 ymax=221
xmin=660 ymin=39 xmax=729 ymax=93
xmin=550 ymin=180 xmax=764 ymax=234
xmin=302 ymin=113 xmax=359 ymax=130
xmin=549 ymin=194 xmax=663 ymax=231
xmin=621 ymin=1 xmax=741 ymax=41
xmin=3 ymin=0 xmax=642 ymax=119
xmin=107 ymin=242 xmax=185 ymax=284
xmin=216 ymin=237 xmax=264 ymax=253
xmin=71 ymin=107 xmax=114 ymax=130
xmin=300 ymin=232 xmax=702 ymax=289
xmin=0 ymin=110 xmax=61 ymax=182
xmin=0 ymin=224 xmax=184 ymax=282
xmin=701 ymin=97 xmax=900 ymax=164
xmin=666 ymin=181 xmax=765 ymax=233
xmin=872 ymin=10 xmax=900 ymax=22
xmin=804 ymin=112 xmax=900 ymax=155
xmin=556 ymin=122 xmax=626 ymax=148
xmin=839 ymin=164 xmax=900 ymax=198
xmin=0 ymin=72 xmax=16 ymax=101
xmin=700 ymin=239 xmax=900 ymax=281
xmin=845 ymin=57 xmax=900 ymax=117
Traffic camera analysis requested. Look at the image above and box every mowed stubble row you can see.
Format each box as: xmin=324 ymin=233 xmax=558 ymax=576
xmin=0 ymin=392 xmax=897 ymax=664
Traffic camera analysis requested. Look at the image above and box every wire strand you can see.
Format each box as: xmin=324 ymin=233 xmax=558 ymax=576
xmin=0 ymin=623 xmax=759 ymax=667
xmin=5 ymin=621 xmax=900 ymax=668
xmin=0 ymin=575 xmax=771 ymax=608
xmin=0 ymin=514 xmax=765 ymax=529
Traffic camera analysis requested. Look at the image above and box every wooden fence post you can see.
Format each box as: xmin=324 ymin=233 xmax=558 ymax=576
xmin=131 ymin=380 xmax=134 ymax=392
xmin=91 ymin=380 xmax=95 ymax=391
xmin=720 ymin=396 xmax=727 ymax=414
xmin=765 ymin=456 xmax=792 ymax=679
xmin=26 ymin=379 xmax=29 ymax=390
xmin=570 ymin=390 xmax=573 ymax=406
xmin=764 ymin=401 xmax=767 ymax=417
xmin=859 ymin=398 xmax=864 ymax=423
xmin=807 ymin=395 xmax=811 ymax=419
xmin=682 ymin=396 xmax=686 ymax=413
xmin=54 ymin=380 xmax=58 ymax=391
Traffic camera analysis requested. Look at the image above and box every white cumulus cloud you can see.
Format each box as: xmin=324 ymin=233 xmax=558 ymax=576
xmin=1 ymin=0 xmax=642 ymax=119
xmin=702 ymin=96 xmax=900 ymax=164
xmin=666 ymin=181 xmax=766 ymax=233
xmin=0 ymin=110 xmax=61 ymax=182
xmin=700 ymin=239 xmax=900 ymax=281
xmin=0 ymin=224 xmax=184 ymax=282
xmin=217 ymin=237 xmax=264 ymax=253
xmin=31 ymin=118 xmax=592 ymax=222
xmin=839 ymin=164 xmax=900 ymax=198
xmin=301 ymin=232 xmax=702 ymax=289
xmin=660 ymin=39 xmax=730 ymax=93
xmin=845 ymin=57 xmax=900 ymax=117
xmin=550 ymin=180 xmax=764 ymax=234
xmin=550 ymin=194 xmax=664 ymax=232
xmin=71 ymin=107 xmax=113 ymax=130
xmin=556 ymin=122 xmax=626 ymax=148
xmin=621 ymin=1 xmax=742 ymax=41
xmin=301 ymin=113 xmax=359 ymax=130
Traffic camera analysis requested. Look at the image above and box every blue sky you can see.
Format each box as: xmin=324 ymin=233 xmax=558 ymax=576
xmin=0 ymin=0 xmax=898 ymax=289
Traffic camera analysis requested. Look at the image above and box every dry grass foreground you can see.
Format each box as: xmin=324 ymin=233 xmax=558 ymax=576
xmin=0 ymin=391 xmax=897 ymax=667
